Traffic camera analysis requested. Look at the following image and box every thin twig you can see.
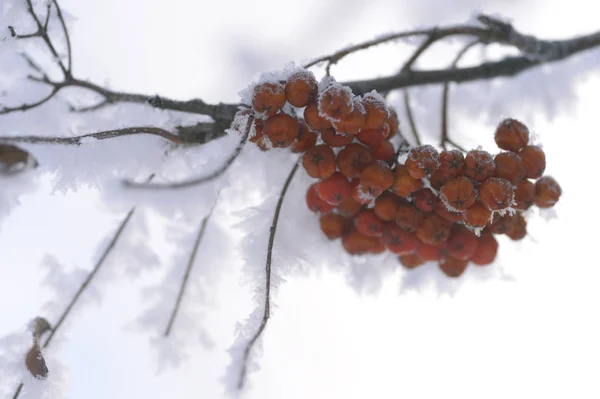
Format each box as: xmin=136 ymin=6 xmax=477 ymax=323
xmin=41 ymin=208 xmax=137 ymax=348
xmin=402 ymin=89 xmax=421 ymax=146
xmin=164 ymin=200 xmax=218 ymax=337
xmin=304 ymin=25 xmax=488 ymax=69
xmin=236 ymin=160 xmax=299 ymax=390
xmin=52 ymin=0 xmax=72 ymax=73
xmin=0 ymin=126 xmax=188 ymax=145
xmin=123 ymin=116 xmax=253 ymax=190
xmin=441 ymin=40 xmax=480 ymax=150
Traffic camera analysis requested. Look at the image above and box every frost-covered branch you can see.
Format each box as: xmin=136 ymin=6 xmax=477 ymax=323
xmin=122 ymin=115 xmax=253 ymax=190
xmin=441 ymin=40 xmax=480 ymax=151
xmin=164 ymin=204 xmax=216 ymax=337
xmin=346 ymin=27 xmax=600 ymax=94
xmin=11 ymin=207 xmax=138 ymax=399
xmin=236 ymin=161 xmax=299 ymax=390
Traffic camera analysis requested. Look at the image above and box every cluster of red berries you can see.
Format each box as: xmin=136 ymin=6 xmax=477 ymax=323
xmin=239 ymin=69 xmax=562 ymax=278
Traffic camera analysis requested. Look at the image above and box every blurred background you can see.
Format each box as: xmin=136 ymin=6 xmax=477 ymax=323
xmin=1 ymin=0 xmax=600 ymax=398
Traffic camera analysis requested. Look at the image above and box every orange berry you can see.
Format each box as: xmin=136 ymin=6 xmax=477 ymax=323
xmin=362 ymin=93 xmax=389 ymax=130
xmin=416 ymin=214 xmax=452 ymax=246
xmin=252 ymin=82 xmax=286 ymax=116
xmin=494 ymin=118 xmax=529 ymax=152
xmin=494 ymin=152 xmax=525 ymax=185
xmin=336 ymin=143 xmax=373 ymax=178
xmin=434 ymin=198 xmax=463 ymax=223
xmin=439 ymin=257 xmax=469 ymax=278
xmin=462 ymin=201 xmax=492 ymax=228
xmin=391 ymin=164 xmax=423 ymax=197
xmin=446 ymin=225 xmax=479 ymax=261
xmin=386 ymin=108 xmax=400 ymax=138
xmin=290 ymin=121 xmax=317 ymax=153
xmin=519 ymin=145 xmax=546 ymax=179
xmin=332 ymin=99 xmax=365 ymax=134
xmin=320 ymin=214 xmax=346 ymax=239
xmin=381 ymin=223 xmax=420 ymax=255
xmin=488 ymin=213 xmax=511 ymax=235
xmin=336 ymin=196 xmax=362 ymax=218
xmin=418 ymin=242 xmax=448 ymax=261
xmin=513 ymin=180 xmax=535 ymax=210
xmin=439 ymin=149 xmax=465 ymax=178
xmin=342 ymin=229 xmax=380 ymax=255
xmin=470 ymin=232 xmax=498 ymax=266
xmin=374 ymin=191 xmax=401 ymax=222
xmin=359 ymin=161 xmax=394 ymax=197
xmin=398 ymin=253 xmax=425 ymax=269
xmin=428 ymin=169 xmax=448 ymax=191
xmin=371 ymin=140 xmax=396 ymax=165
xmin=439 ymin=176 xmax=476 ymax=212
xmin=304 ymin=102 xmax=332 ymax=131
xmin=370 ymin=239 xmax=387 ymax=254
xmin=357 ymin=128 xmax=388 ymax=148
xmin=302 ymin=144 xmax=336 ymax=179
xmin=479 ymin=177 xmax=514 ymax=210
xmin=354 ymin=209 xmax=384 ymax=237
xmin=263 ymin=113 xmax=300 ymax=148
xmin=316 ymin=172 xmax=352 ymax=205
xmin=396 ymin=201 xmax=425 ymax=232
xmin=318 ymin=84 xmax=353 ymax=121
xmin=464 ymin=150 xmax=495 ymax=182
xmin=505 ymin=212 xmax=527 ymax=241
xmin=350 ymin=179 xmax=376 ymax=205
xmin=306 ymin=184 xmax=334 ymax=214
xmin=321 ymin=128 xmax=354 ymax=147
xmin=405 ymin=145 xmax=440 ymax=178
xmin=284 ymin=70 xmax=317 ymax=107
xmin=534 ymin=176 xmax=561 ymax=208
xmin=413 ymin=188 xmax=436 ymax=212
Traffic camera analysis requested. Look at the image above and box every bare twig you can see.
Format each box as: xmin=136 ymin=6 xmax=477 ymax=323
xmin=51 ymin=0 xmax=72 ymax=73
xmin=441 ymin=40 xmax=481 ymax=150
xmin=237 ymin=160 xmax=299 ymax=390
xmin=122 ymin=116 xmax=253 ymax=190
xmin=164 ymin=200 xmax=218 ymax=337
xmin=402 ymin=89 xmax=421 ymax=146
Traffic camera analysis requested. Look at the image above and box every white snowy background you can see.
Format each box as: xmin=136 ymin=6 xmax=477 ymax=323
xmin=1 ymin=0 xmax=600 ymax=398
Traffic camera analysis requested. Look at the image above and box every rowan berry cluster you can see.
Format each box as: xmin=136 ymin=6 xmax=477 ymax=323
xmin=239 ymin=68 xmax=562 ymax=278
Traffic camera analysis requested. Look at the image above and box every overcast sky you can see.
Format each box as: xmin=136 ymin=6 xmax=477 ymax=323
xmin=2 ymin=0 xmax=600 ymax=398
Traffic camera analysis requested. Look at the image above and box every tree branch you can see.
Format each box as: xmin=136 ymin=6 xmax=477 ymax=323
xmin=402 ymin=89 xmax=421 ymax=146
xmin=236 ymin=160 xmax=299 ymax=390
xmin=164 ymin=201 xmax=217 ymax=337
xmin=122 ymin=116 xmax=253 ymax=190
xmin=346 ymin=28 xmax=600 ymax=94
xmin=441 ymin=40 xmax=480 ymax=151
xmin=11 ymin=205 xmax=141 ymax=399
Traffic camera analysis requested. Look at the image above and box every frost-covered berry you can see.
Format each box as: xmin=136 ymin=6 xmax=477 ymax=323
xmin=336 ymin=143 xmax=373 ymax=178
xmin=470 ymin=232 xmax=498 ymax=266
xmin=462 ymin=201 xmax=492 ymax=228
xmin=405 ymin=145 xmax=440 ymax=178
xmin=513 ymin=180 xmax=535 ymax=210
xmin=252 ymin=82 xmax=286 ymax=116
xmin=263 ymin=113 xmax=299 ymax=148
xmin=439 ymin=176 xmax=476 ymax=212
xmin=398 ymin=253 xmax=425 ymax=269
xmin=439 ymin=149 xmax=465 ymax=179
xmin=302 ymin=144 xmax=336 ymax=179
xmin=381 ymin=223 xmax=419 ymax=255
xmin=478 ymin=177 xmax=514 ymax=210
xmin=446 ymin=225 xmax=479 ymax=261
xmin=354 ymin=209 xmax=384 ymax=237
xmin=416 ymin=214 xmax=452 ymax=246
xmin=316 ymin=172 xmax=352 ymax=205
xmin=319 ymin=213 xmax=346 ymax=239
xmin=391 ymin=164 xmax=423 ymax=198
xmin=494 ymin=118 xmax=530 ymax=152
xmin=306 ymin=184 xmax=334 ymax=214
xmin=494 ymin=152 xmax=525 ymax=185
xmin=304 ymin=102 xmax=332 ymax=131
xmin=318 ymin=83 xmax=354 ymax=121
xmin=285 ymin=70 xmax=318 ymax=107
xmin=439 ymin=257 xmax=469 ymax=278
xmin=534 ymin=176 xmax=561 ymax=208
xmin=321 ymin=128 xmax=354 ymax=147
xmin=359 ymin=161 xmax=394 ymax=197
xmin=519 ymin=145 xmax=546 ymax=179
xmin=464 ymin=150 xmax=495 ymax=182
